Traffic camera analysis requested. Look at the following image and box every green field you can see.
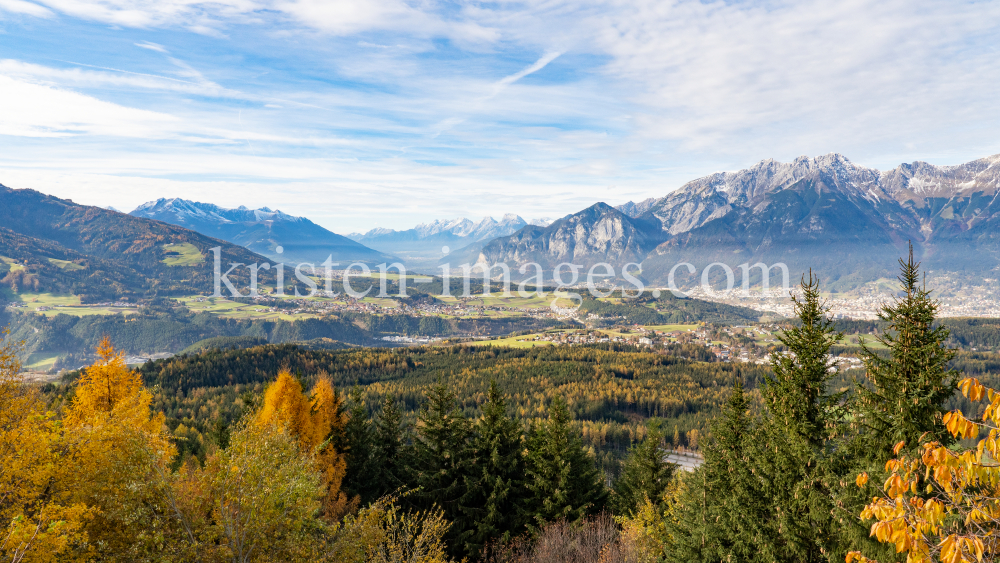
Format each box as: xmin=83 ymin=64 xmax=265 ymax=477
xmin=0 ymin=255 xmax=25 ymax=273
xmin=173 ymin=296 xmax=323 ymax=321
xmin=646 ymin=323 xmax=701 ymax=333
xmin=47 ymin=258 xmax=85 ymax=271
xmin=9 ymin=292 xmax=138 ymax=317
xmin=15 ymin=293 xmax=82 ymax=307
xmin=436 ymin=291 xmax=578 ymax=310
xmin=161 ymin=243 xmax=205 ymax=266
xmin=469 ymin=331 xmax=563 ymax=348
xmin=25 ymin=352 xmax=60 ymax=371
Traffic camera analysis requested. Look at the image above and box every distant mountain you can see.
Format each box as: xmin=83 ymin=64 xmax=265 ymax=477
xmin=349 ymin=214 xmax=548 ymax=265
xmin=449 ymin=154 xmax=1000 ymax=290
xmin=0 ymin=185 xmax=272 ymax=301
xmin=131 ymin=198 xmax=393 ymax=266
xmin=445 ymin=204 xmax=665 ymax=273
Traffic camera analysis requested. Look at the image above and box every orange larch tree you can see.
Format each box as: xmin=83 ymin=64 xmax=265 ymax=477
xmin=257 ymin=370 xmax=353 ymax=520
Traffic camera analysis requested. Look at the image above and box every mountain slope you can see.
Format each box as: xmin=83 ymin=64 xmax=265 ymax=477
xmin=444 ymin=203 xmax=667 ymax=275
xmin=131 ymin=198 xmax=393 ymax=266
xmin=0 ymin=185 xmax=272 ymax=301
xmin=459 ymin=153 xmax=1000 ymax=290
xmin=639 ymin=153 xmax=1000 ymax=287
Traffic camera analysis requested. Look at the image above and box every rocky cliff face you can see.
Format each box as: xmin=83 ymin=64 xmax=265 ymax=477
xmin=462 ymin=153 xmax=1000 ymax=288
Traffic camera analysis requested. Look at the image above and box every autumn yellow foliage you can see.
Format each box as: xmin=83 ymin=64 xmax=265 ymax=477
xmin=852 ymin=376 xmax=1000 ymax=563
xmin=258 ymin=370 xmax=354 ymax=520
xmin=329 ymin=495 xmax=455 ymax=563
xmin=1 ymin=329 xmax=93 ymax=562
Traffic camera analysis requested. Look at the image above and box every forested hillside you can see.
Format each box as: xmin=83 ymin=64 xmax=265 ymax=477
xmin=3 ymin=301 xmax=564 ymax=368
xmin=0 ymin=185 xmax=275 ymax=300
xmin=126 ymin=344 xmax=761 ymax=469
xmin=11 ymin=253 xmax=1000 ymax=563
xmin=580 ymin=292 xmax=761 ymax=324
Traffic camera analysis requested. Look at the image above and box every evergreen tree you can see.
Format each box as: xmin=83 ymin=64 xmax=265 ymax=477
xmin=752 ymin=272 xmax=844 ymax=562
xmin=666 ymin=378 xmax=770 ymax=563
xmin=611 ymin=422 xmax=676 ymax=517
xmin=371 ymin=395 xmax=410 ymax=499
xmin=835 ymin=247 xmax=958 ymax=563
xmin=409 ymin=383 xmax=473 ymax=554
xmin=850 ymin=246 xmax=957 ymax=459
xmin=522 ymin=396 xmax=607 ymax=531
xmin=460 ymin=381 xmax=527 ymax=557
xmin=342 ymin=388 xmax=377 ymax=506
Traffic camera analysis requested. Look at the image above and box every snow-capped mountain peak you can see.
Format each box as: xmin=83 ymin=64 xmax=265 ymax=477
xmin=131 ymin=198 xmax=301 ymax=225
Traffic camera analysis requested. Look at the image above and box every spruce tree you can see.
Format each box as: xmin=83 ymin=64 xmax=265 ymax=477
xmin=850 ymin=245 xmax=956 ymax=459
xmin=371 ymin=395 xmax=410 ymax=499
xmin=522 ymin=396 xmax=607 ymax=531
xmin=460 ymin=381 xmax=527 ymax=557
xmin=611 ymin=422 xmax=676 ymax=517
xmin=410 ymin=383 xmax=473 ymax=553
xmin=752 ymin=272 xmax=844 ymax=562
xmin=666 ymin=377 xmax=770 ymax=563
xmin=341 ymin=388 xmax=377 ymax=505
xmin=835 ymin=247 xmax=957 ymax=563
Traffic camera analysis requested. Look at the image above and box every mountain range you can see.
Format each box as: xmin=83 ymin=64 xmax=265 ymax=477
xmin=131 ymin=198 xmax=392 ymax=266
xmin=6 ymin=152 xmax=999 ymax=298
xmin=349 ymin=214 xmax=551 ymax=265
xmin=445 ymin=153 xmax=1000 ymax=290
xmin=0 ymin=186 xmax=272 ymax=301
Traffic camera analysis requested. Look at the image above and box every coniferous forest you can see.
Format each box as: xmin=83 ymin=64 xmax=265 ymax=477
xmin=6 ymin=253 xmax=1000 ymax=563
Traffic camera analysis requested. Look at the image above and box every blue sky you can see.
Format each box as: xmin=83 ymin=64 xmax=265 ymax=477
xmin=1 ymin=0 xmax=999 ymax=234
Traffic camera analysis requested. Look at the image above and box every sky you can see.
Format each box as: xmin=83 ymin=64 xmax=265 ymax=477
xmin=1 ymin=0 xmax=999 ymax=235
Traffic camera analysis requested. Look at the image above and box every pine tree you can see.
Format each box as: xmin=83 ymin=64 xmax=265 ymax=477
xmin=835 ymin=247 xmax=957 ymax=563
xmin=410 ymin=383 xmax=473 ymax=554
xmin=752 ymin=272 xmax=844 ymax=562
xmin=522 ymin=396 xmax=607 ymax=531
xmin=611 ymin=422 xmax=676 ymax=517
xmin=460 ymin=381 xmax=527 ymax=557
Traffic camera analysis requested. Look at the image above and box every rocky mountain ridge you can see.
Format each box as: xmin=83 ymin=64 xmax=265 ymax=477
xmin=464 ymin=153 xmax=1000 ymax=289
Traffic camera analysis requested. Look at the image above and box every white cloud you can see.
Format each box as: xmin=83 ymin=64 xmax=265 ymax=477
xmin=582 ymin=0 xmax=1000 ymax=157
xmin=491 ymin=51 xmax=562 ymax=96
xmin=0 ymin=0 xmax=54 ymax=17
xmin=0 ymin=75 xmax=178 ymax=137
xmin=0 ymin=59 xmax=234 ymax=97
xmin=2 ymin=0 xmax=1000 ymax=230
xmin=134 ymin=40 xmax=168 ymax=53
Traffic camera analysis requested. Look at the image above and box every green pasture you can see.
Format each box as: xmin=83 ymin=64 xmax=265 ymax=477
xmin=0 ymin=256 xmax=25 ymax=272
xmin=645 ymin=323 xmax=701 ymax=333
xmin=440 ymin=292 xmax=578 ymax=310
xmin=172 ymin=296 xmax=321 ymax=321
xmin=469 ymin=331 xmax=562 ymax=349
xmin=9 ymin=292 xmax=138 ymax=317
xmin=25 ymin=352 xmax=60 ymax=371
xmin=47 ymin=258 xmax=85 ymax=271
xmin=162 ymin=243 xmax=205 ymax=267
xmin=15 ymin=292 xmax=82 ymax=307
